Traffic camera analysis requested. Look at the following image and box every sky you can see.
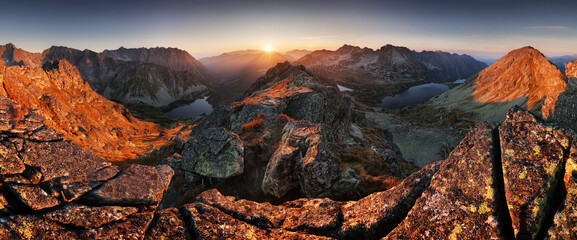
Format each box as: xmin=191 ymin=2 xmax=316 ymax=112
xmin=3 ymin=0 xmax=577 ymax=60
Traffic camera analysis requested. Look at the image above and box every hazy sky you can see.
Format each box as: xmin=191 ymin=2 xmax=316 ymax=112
xmin=3 ymin=0 xmax=577 ymax=60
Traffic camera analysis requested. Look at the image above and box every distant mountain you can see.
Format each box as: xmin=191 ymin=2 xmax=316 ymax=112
xmin=549 ymin=54 xmax=577 ymax=73
xmin=101 ymin=46 xmax=207 ymax=72
xmin=428 ymin=46 xmax=566 ymax=121
xmin=0 ymin=43 xmax=42 ymax=67
xmin=294 ymin=44 xmax=486 ymax=105
xmin=0 ymin=58 xmax=186 ymax=161
xmin=0 ymin=44 xmax=211 ymax=106
xmin=284 ymin=49 xmax=312 ymax=60
xmin=199 ymin=50 xmax=293 ymax=100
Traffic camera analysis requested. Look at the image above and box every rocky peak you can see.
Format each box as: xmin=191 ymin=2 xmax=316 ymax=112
xmin=565 ymin=59 xmax=577 ymax=78
xmin=472 ymin=46 xmax=566 ymax=118
xmin=336 ymin=44 xmax=363 ymax=54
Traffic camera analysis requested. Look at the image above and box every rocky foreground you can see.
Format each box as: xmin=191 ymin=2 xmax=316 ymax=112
xmin=0 ymin=80 xmax=575 ymax=239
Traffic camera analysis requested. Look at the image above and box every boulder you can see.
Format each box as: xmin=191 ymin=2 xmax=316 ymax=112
xmin=144 ymin=208 xmax=188 ymax=240
xmin=87 ymin=164 xmax=174 ymax=205
xmin=44 ymin=203 xmax=138 ymax=229
xmin=177 ymin=127 xmax=244 ymax=178
xmin=262 ymin=121 xmax=339 ymax=198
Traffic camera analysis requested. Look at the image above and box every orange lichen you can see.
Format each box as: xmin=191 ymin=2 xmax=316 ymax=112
xmin=242 ymin=113 xmax=264 ymax=131
xmin=277 ymin=113 xmax=295 ymax=124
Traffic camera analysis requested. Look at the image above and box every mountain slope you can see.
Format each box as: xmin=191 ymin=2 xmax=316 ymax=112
xmin=295 ymin=44 xmax=486 ymax=105
xmin=0 ymin=43 xmax=42 ymax=67
xmin=427 ymin=46 xmax=566 ymax=121
xmin=0 ymin=59 xmax=187 ymax=161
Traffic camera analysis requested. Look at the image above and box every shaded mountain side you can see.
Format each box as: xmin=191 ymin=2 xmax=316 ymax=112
xmin=101 ymin=46 xmax=206 ymax=72
xmin=0 ymin=59 xmax=189 ymax=161
xmin=199 ymin=50 xmax=294 ymax=101
xmin=159 ymin=62 xmax=417 ymax=207
xmin=549 ymin=54 xmax=577 ymax=73
xmin=43 ymin=46 xmax=210 ymax=106
xmin=426 ymin=46 xmax=566 ymax=122
xmin=0 ymin=43 xmax=211 ymax=107
xmin=295 ymin=44 xmax=486 ymax=106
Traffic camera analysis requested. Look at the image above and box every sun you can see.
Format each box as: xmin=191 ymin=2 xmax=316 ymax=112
xmin=264 ymin=45 xmax=273 ymax=52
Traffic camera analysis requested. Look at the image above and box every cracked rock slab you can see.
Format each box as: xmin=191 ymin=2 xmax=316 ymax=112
xmin=88 ymin=164 xmax=174 ymax=205
xmin=386 ymin=122 xmax=510 ymax=239
xmin=8 ymin=183 xmax=61 ymax=210
xmin=196 ymin=188 xmax=286 ymax=228
xmin=499 ymin=108 xmax=569 ymax=238
xmin=44 ymin=203 xmax=138 ymax=229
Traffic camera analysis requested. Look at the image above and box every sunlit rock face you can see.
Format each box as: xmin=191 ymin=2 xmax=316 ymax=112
xmin=472 ymin=46 xmax=566 ymax=118
xmin=0 ymin=58 xmax=187 ymax=161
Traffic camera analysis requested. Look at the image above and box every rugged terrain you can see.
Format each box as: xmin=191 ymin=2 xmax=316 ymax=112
xmin=295 ymin=44 xmax=486 ymax=105
xmin=0 ymin=90 xmax=574 ymax=239
xmin=0 ymin=57 xmax=187 ymax=161
xmin=0 ymin=43 xmax=210 ymax=107
xmin=160 ymin=62 xmax=416 ymax=206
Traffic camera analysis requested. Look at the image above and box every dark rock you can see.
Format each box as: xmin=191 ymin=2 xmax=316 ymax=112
xmin=177 ymin=127 xmax=244 ymax=178
xmin=262 ymin=121 xmax=339 ymax=198
xmin=144 ymin=207 xmax=188 ymax=240
xmin=499 ymin=107 xmax=569 ymax=238
xmin=20 ymin=140 xmax=111 ymax=182
xmin=547 ymin=173 xmax=577 ymax=239
xmin=27 ymin=125 xmax=64 ymax=141
xmin=43 ymin=203 xmax=138 ymax=229
xmin=281 ymin=198 xmax=342 ymax=234
xmin=78 ymin=212 xmax=154 ymax=240
xmin=88 ymin=165 xmax=173 ymax=205
xmin=386 ymin=123 xmax=511 ymax=239
xmin=8 ymin=183 xmax=61 ymax=210
xmin=196 ymin=188 xmax=286 ymax=228
xmin=340 ymin=161 xmax=440 ymax=239
xmin=58 ymin=165 xmax=121 ymax=184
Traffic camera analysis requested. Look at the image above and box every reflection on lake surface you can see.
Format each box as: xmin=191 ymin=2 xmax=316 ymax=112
xmin=165 ymin=97 xmax=213 ymax=119
xmin=382 ymin=83 xmax=449 ymax=109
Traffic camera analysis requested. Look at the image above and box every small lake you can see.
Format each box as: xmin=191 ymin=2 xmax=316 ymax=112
xmin=165 ymin=97 xmax=213 ymax=119
xmin=382 ymin=83 xmax=449 ymax=109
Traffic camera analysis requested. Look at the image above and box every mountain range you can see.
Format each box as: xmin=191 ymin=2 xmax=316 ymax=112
xmin=295 ymin=44 xmax=487 ymax=105
xmin=1 ymin=43 xmax=210 ymax=107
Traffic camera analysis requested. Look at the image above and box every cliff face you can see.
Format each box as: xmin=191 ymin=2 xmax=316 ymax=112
xmin=0 ymin=59 xmax=187 ymax=161
xmin=295 ymin=44 xmax=486 ymax=106
xmin=472 ymin=46 xmax=566 ymax=118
